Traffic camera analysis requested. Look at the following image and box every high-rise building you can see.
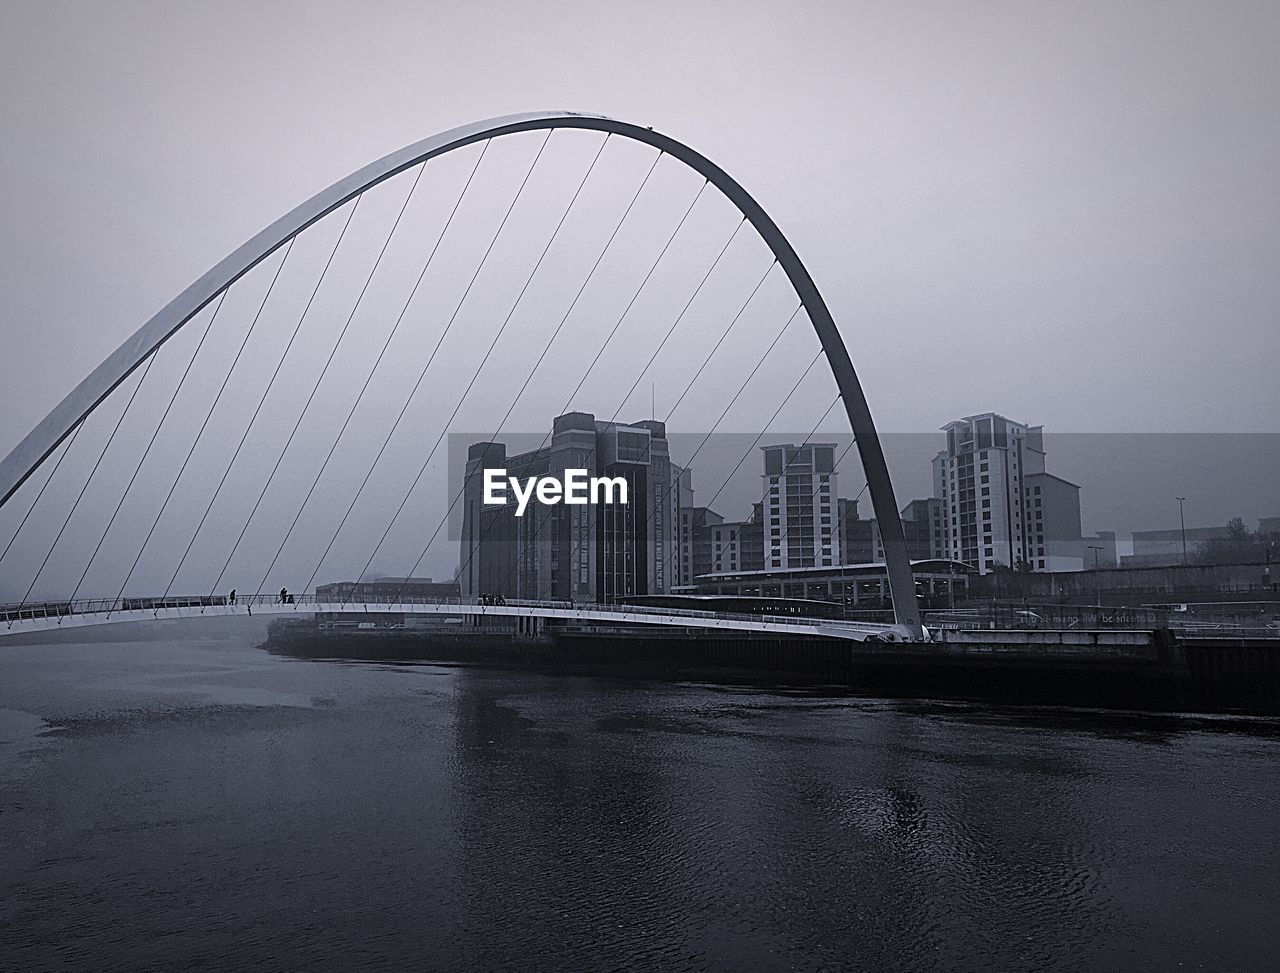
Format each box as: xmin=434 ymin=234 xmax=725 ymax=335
xmin=932 ymin=413 xmax=1082 ymax=574
xmin=460 ymin=412 xmax=678 ymax=602
xmin=760 ymin=443 xmax=841 ymax=569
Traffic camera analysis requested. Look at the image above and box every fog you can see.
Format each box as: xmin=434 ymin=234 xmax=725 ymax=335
xmin=1 ymin=0 xmax=1277 ymax=600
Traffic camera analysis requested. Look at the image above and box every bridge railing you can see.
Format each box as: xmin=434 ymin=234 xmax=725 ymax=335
xmin=304 ymin=593 xmax=888 ymax=632
xmin=2 ymin=591 xmax=891 ymax=633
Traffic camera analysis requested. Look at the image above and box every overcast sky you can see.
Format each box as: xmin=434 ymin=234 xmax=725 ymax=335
xmin=0 ymin=0 xmax=1277 ymax=596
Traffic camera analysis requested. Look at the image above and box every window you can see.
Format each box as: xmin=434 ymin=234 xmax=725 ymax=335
xmin=980 ymin=475 xmax=990 ymax=484
xmin=980 ymin=463 xmax=989 ymax=472
xmin=981 ymin=487 xmax=990 ymax=496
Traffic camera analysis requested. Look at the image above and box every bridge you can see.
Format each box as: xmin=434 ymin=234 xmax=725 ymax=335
xmin=0 ymin=111 xmax=925 ymax=645
xmin=0 ymin=595 xmax=908 ymax=642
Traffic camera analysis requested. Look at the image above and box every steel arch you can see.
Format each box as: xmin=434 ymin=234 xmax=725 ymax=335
xmin=0 ymin=111 xmax=922 ymax=635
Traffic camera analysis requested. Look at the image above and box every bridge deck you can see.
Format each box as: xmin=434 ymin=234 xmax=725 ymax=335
xmin=0 ymin=595 xmax=909 ymax=642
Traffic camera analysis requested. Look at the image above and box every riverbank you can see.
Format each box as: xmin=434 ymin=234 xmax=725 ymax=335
xmin=262 ymin=618 xmax=1280 ymax=715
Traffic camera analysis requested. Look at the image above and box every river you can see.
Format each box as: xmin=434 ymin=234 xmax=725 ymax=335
xmin=2 ymin=635 xmax=1278 ymax=970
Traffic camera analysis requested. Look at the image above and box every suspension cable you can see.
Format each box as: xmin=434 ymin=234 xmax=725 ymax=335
xmin=481 ymin=211 xmax=753 ymax=598
xmin=471 ymin=201 xmax=750 ymax=599
xmin=0 ymin=418 xmax=84 ymax=568
xmin=161 ymin=225 xmax=319 ymax=598
xmin=352 ymin=148 xmax=668 ymax=605
xmin=261 ymin=134 xmax=553 ymax=597
xmin=660 ymin=385 xmax=843 ymax=586
xmin=394 ymin=171 xmax=718 ymax=603
xmin=552 ymin=176 xmax=707 ymax=422
xmin=306 ymin=131 xmax=608 ymax=596
xmin=483 ymin=300 xmax=803 ymax=601
xmin=18 ymin=349 xmax=160 ymax=610
xmin=307 ymin=126 xmax=551 ymax=602
xmin=663 ymin=259 xmax=778 ymax=422
xmin=193 ymin=197 xmax=363 ymax=598
xmin=78 ymin=290 xmax=230 ymax=613
xmin=566 ymin=213 xmax=749 ymax=600
xmin=113 ymin=240 xmax=295 ymax=607
xmin=210 ymin=154 xmax=468 ymax=598
xmin=657 ymin=354 xmax=835 ymax=582
xmin=621 ymin=299 xmax=802 ymax=584
xmin=249 ymin=156 xmax=437 ymax=595
xmin=609 ymin=216 xmax=747 ymax=422
xmin=675 ymin=437 xmax=865 ymax=593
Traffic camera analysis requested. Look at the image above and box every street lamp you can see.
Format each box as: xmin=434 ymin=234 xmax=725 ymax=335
xmin=1176 ymin=497 xmax=1188 ymax=565
xmin=1088 ymin=545 xmax=1104 ymax=612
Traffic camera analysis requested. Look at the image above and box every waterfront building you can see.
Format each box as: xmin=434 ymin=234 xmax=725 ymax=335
xmin=460 ymin=412 xmax=679 ymax=602
xmin=761 ymin=443 xmax=841 ymax=569
xmin=932 ymin=413 xmax=1083 ymax=574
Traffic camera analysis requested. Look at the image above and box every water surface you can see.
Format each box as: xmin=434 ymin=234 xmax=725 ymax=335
xmin=2 ymin=637 xmax=1278 ymax=970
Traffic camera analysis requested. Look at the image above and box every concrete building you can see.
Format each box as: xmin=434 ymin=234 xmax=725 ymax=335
xmin=460 ymin=412 xmax=679 ymax=602
xmin=761 ymin=443 xmax=841 ymax=569
xmin=932 ymin=413 xmax=1083 ymax=574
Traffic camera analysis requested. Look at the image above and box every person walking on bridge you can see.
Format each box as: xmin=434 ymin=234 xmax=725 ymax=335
xmin=229 ymin=589 xmax=236 ymax=606
xmin=280 ymin=587 xmax=288 ymax=605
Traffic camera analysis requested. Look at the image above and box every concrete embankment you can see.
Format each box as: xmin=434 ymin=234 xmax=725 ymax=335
xmin=262 ymin=618 xmax=1280 ymax=714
